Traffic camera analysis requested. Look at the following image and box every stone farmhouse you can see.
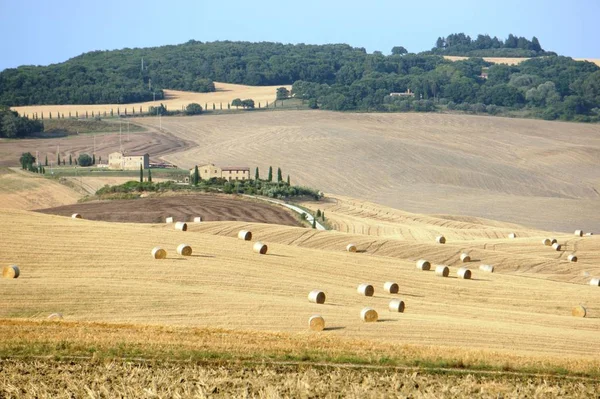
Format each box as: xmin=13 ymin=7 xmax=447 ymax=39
xmin=108 ymin=152 xmax=150 ymax=170
xmin=190 ymin=163 xmax=250 ymax=181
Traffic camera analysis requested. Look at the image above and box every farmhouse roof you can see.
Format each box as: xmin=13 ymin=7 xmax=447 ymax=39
xmin=222 ymin=166 xmax=250 ymax=171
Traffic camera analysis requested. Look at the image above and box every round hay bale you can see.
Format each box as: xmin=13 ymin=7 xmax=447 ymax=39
xmin=542 ymin=238 xmax=552 ymax=246
xmin=193 ymin=217 xmax=202 ymax=223
xmin=590 ymin=278 xmax=600 ymax=286
xmin=165 ymin=217 xmax=174 ymax=223
xmin=457 ymin=267 xmax=471 ymax=279
xmin=479 ymin=264 xmax=494 ymax=273
xmin=416 ymin=259 xmax=431 ymax=270
xmin=71 ymin=213 xmax=82 ymax=219
xmin=567 ymin=254 xmax=578 ymax=263
xmin=436 ymin=236 xmax=446 ymax=244
xmin=360 ymin=307 xmax=378 ymax=322
xmin=2 ymin=265 xmax=20 ymax=279
xmin=238 ymin=230 xmax=252 ymax=241
xmin=460 ymin=253 xmax=471 ymax=262
xmin=435 ymin=265 xmax=449 ymax=277
xmin=346 ymin=243 xmax=357 ymax=252
xmin=308 ymin=315 xmax=325 ymax=331
xmin=550 ymin=238 xmax=558 ymax=245
xmin=383 ymin=282 xmax=399 ymax=294
xmin=571 ymin=305 xmax=587 ymax=318
xmin=388 ymin=299 xmax=405 ymax=313
xmin=308 ymin=290 xmax=326 ymax=304
xmin=552 ymin=242 xmax=562 ymax=251
xmin=151 ymin=247 xmax=167 ymax=259
xmin=574 ymin=230 xmax=583 ymax=237
xmin=357 ymin=283 xmax=374 ymax=297
xmin=585 ymin=232 xmax=594 ymax=236
xmin=508 ymin=233 xmax=516 ymax=239
xmin=177 ymin=244 xmax=192 ymax=256
xmin=253 ymin=242 xmax=268 ymax=255
xmin=175 ymin=222 xmax=187 ymax=231
xmin=48 ymin=313 xmax=63 ymax=320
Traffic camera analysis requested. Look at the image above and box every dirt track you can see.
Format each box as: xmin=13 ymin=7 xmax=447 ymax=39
xmin=36 ymin=194 xmax=301 ymax=226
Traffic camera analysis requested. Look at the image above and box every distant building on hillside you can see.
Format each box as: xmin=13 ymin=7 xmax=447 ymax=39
xmin=108 ymin=152 xmax=149 ymax=170
xmin=190 ymin=163 xmax=250 ymax=181
xmin=389 ymin=89 xmax=414 ymax=97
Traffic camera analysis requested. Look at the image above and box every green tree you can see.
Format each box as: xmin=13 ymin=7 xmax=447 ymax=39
xmin=139 ymin=164 xmax=144 ymax=182
xmin=44 ymin=154 xmax=48 ymax=166
xmin=69 ymin=154 xmax=72 ymax=165
xmin=322 ymin=211 xmax=325 ymax=221
xmin=276 ymin=87 xmax=290 ymax=100
xmin=185 ymin=103 xmax=203 ymax=115
xmin=312 ymin=218 xmax=316 ymax=229
xmin=255 ymin=167 xmax=259 ymax=181
xmin=148 ymin=168 xmax=152 ymax=182
xmin=193 ymin=165 xmax=200 ymax=185
xmin=277 ymin=167 xmax=282 ymax=183
xmin=267 ymin=166 xmax=273 ymax=182
xmin=56 ymin=153 xmax=60 ymax=165
xmin=19 ymin=152 xmax=35 ymax=169
xmin=232 ymin=98 xmax=242 ymax=109
xmin=241 ymin=99 xmax=255 ymax=109
xmin=287 ymin=175 xmax=290 ymax=185
xmin=92 ymin=154 xmax=96 ymax=165
xmin=391 ymin=46 xmax=408 ymax=55
xmin=77 ymin=153 xmax=92 ymax=167
xmin=308 ymin=98 xmax=319 ymax=109
xmin=316 ymin=209 xmax=321 ymax=217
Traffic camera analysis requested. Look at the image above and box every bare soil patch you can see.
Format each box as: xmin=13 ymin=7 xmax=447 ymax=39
xmin=36 ymin=193 xmax=301 ymax=226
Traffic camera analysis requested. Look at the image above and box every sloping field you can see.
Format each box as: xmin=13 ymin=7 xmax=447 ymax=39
xmin=0 ymin=168 xmax=81 ymax=210
xmin=1 ymin=209 xmax=599 ymax=362
xmin=444 ymin=55 xmax=600 ymax=67
xmin=10 ymin=82 xmax=289 ymax=118
xmin=37 ymin=193 xmax=301 ymax=226
xmin=140 ymin=111 xmax=600 ymax=232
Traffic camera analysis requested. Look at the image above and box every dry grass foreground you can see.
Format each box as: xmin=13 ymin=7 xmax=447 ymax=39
xmin=0 ymin=168 xmax=81 ymax=210
xmin=1 ymin=209 xmax=600 ymax=368
xmin=10 ymin=82 xmax=290 ymax=118
xmin=444 ymin=55 xmax=600 ymax=67
xmin=137 ymin=111 xmax=600 ymax=232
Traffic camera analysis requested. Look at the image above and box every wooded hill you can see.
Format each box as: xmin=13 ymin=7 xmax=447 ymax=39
xmin=1 ymin=37 xmax=599 ymax=122
xmin=426 ymin=33 xmax=556 ymax=57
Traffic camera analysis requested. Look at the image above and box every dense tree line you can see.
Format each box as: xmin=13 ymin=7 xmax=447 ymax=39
xmin=0 ymin=106 xmax=44 ymax=137
xmin=427 ymin=33 xmax=556 ymax=57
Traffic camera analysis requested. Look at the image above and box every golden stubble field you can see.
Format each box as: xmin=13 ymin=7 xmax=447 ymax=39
xmin=1 ymin=208 xmax=599 ymax=365
xmin=444 ymin=55 xmax=600 ymax=66
xmin=134 ymin=111 xmax=600 ymax=232
xmin=10 ymin=82 xmax=289 ymax=118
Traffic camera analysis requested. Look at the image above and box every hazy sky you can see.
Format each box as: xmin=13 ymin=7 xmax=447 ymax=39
xmin=0 ymin=0 xmax=598 ymax=71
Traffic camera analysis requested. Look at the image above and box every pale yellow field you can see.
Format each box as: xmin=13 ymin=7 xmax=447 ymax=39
xmin=444 ymin=55 xmax=600 ymax=66
xmin=1 ymin=208 xmax=599 ymax=364
xmin=10 ymin=82 xmax=289 ymax=118
xmin=134 ymin=111 xmax=600 ymax=232
xmin=0 ymin=168 xmax=81 ymax=210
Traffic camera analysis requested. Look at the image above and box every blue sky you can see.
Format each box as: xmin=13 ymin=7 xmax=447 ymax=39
xmin=0 ymin=0 xmax=598 ymax=71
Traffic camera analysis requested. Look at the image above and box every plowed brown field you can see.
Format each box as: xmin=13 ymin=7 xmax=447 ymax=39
xmin=37 ymin=193 xmax=301 ymax=226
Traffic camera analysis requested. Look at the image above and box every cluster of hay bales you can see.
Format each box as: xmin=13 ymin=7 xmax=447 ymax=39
xmin=2 ymin=265 xmax=19 ymax=279
xmin=416 ymin=259 xmax=431 ymax=271
xmin=436 ymin=236 xmax=446 ymax=244
xmin=543 ymin=238 xmax=558 ymax=246
xmin=357 ymin=283 xmax=374 ymax=296
xmin=71 ymin=213 xmax=82 ymax=219
xmin=383 ymin=282 xmax=399 ymax=294
xmin=457 ymin=267 xmax=471 ymax=279
xmin=460 ymin=253 xmax=471 ymax=262
xmin=308 ymin=290 xmax=326 ymax=304
xmin=346 ymin=243 xmax=357 ymax=252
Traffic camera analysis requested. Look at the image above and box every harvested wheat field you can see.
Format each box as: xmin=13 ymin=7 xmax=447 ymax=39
xmin=37 ymin=193 xmax=301 ymax=226
xmin=139 ymin=111 xmax=600 ymax=232
xmin=445 ymin=55 xmax=600 ymax=67
xmin=1 ymin=208 xmax=600 ymax=367
xmin=0 ymin=168 xmax=81 ymax=210
xmin=10 ymin=83 xmax=289 ymax=119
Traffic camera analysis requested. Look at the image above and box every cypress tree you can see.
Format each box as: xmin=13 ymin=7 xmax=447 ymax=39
xmin=255 ymin=167 xmax=259 ymax=181
xmin=193 ymin=165 xmax=200 ymax=185
xmin=287 ymin=175 xmax=290 ymax=185
xmin=99 ymin=156 xmax=102 ymax=163
xmin=45 ymin=155 xmax=48 ymax=166
xmin=312 ymin=218 xmax=316 ymax=229
xmin=139 ymin=164 xmax=143 ymax=182
xmin=92 ymin=154 xmax=96 ymax=165
xmin=322 ymin=211 xmax=325 ymax=221
xmin=267 ymin=166 xmax=273 ymax=182
xmin=277 ymin=167 xmax=282 ymax=183
xmin=69 ymin=154 xmax=72 ymax=165
xmin=62 ymin=158 xmax=65 ymax=165
xmin=148 ymin=169 xmax=152 ymax=182
xmin=316 ymin=209 xmax=321 ymax=218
